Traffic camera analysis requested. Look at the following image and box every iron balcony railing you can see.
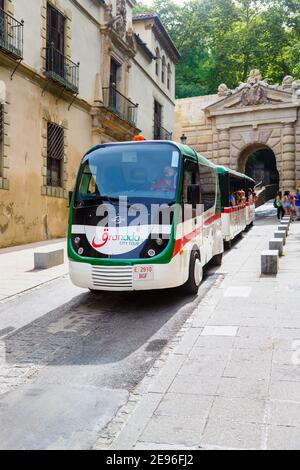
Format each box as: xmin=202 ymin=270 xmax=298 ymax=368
xmin=103 ymin=85 xmax=138 ymax=127
xmin=154 ymin=125 xmax=173 ymax=141
xmin=0 ymin=8 xmax=23 ymax=59
xmin=45 ymin=43 xmax=79 ymax=94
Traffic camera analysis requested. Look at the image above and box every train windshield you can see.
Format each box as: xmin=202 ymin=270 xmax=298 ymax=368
xmin=75 ymin=143 xmax=180 ymax=206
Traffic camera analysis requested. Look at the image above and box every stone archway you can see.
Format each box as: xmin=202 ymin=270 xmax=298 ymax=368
xmin=238 ymin=144 xmax=280 ymax=191
xmin=175 ymin=70 xmax=300 ymax=191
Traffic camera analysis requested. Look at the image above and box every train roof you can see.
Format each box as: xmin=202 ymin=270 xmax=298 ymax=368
xmin=216 ymin=165 xmax=255 ymax=183
xmin=177 ymin=143 xmax=216 ymax=168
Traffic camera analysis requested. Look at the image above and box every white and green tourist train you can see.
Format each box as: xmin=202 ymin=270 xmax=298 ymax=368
xmin=68 ymin=140 xmax=255 ymax=294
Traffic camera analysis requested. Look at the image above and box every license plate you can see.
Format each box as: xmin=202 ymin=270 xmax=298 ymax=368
xmin=133 ymin=266 xmax=154 ymax=281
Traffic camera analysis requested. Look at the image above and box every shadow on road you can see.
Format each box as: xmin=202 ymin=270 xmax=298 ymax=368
xmin=3 ymin=272 xmax=220 ymax=371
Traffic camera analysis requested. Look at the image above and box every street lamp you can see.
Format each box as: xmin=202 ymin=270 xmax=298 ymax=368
xmin=180 ymin=133 xmax=187 ymax=145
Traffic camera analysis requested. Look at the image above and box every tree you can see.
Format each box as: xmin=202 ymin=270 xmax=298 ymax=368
xmin=134 ymin=0 xmax=300 ymax=98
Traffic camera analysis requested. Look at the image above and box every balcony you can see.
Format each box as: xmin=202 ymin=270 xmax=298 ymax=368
xmin=45 ymin=44 xmax=79 ymax=94
xmin=154 ymin=126 xmax=173 ymax=141
xmin=102 ymin=86 xmax=138 ymax=127
xmin=0 ymin=9 xmax=23 ymax=59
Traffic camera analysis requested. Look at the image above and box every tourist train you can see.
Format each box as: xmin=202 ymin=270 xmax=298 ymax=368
xmin=68 ymin=140 xmax=255 ymax=294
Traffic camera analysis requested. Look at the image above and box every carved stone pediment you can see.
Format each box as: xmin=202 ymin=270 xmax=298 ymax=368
xmin=206 ymin=85 xmax=294 ymax=116
xmin=240 ymin=83 xmax=269 ymax=106
xmin=205 ymin=70 xmax=298 ymax=117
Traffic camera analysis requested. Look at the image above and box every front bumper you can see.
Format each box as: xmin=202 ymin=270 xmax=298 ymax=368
xmin=69 ymin=255 xmax=185 ymax=291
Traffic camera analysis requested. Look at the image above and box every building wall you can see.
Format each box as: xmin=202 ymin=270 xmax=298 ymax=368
xmin=0 ymin=1 xmax=179 ymax=248
xmin=129 ymin=49 xmax=175 ymax=139
xmin=131 ymin=20 xmax=176 ymax=139
xmin=14 ymin=0 xmax=102 ymax=104
xmin=0 ymin=65 xmax=92 ymax=248
xmin=174 ymin=95 xmax=219 ymax=157
xmin=0 ymin=0 xmax=98 ymax=248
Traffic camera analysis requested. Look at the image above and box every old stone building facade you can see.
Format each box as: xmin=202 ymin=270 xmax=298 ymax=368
xmin=0 ymin=0 xmax=179 ymax=248
xmin=174 ymin=70 xmax=300 ymax=192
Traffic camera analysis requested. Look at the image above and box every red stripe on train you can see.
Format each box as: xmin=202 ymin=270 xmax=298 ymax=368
xmin=224 ymin=205 xmax=247 ymax=214
xmin=173 ymin=212 xmax=221 ymax=257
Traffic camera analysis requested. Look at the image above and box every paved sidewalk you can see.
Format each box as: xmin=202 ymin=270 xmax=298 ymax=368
xmin=99 ymin=216 xmax=300 ymax=450
xmin=0 ymin=239 xmax=68 ymax=301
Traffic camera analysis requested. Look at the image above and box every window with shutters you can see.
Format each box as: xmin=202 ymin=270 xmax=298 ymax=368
xmin=161 ymin=56 xmax=166 ymax=84
xmin=46 ymin=3 xmax=65 ymax=54
xmin=47 ymin=122 xmax=64 ymax=188
xmin=167 ymin=64 xmax=171 ymax=90
xmin=154 ymin=100 xmax=162 ymax=140
xmin=46 ymin=3 xmax=66 ymax=78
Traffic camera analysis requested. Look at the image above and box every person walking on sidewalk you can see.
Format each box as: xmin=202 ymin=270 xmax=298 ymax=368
xmin=283 ymin=191 xmax=292 ymax=216
xmin=295 ymin=189 xmax=300 ymax=220
xmin=275 ymin=191 xmax=285 ymax=220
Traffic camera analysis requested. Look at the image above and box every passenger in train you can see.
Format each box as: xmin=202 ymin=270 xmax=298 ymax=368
xmin=229 ymin=192 xmax=236 ymax=207
xmin=248 ymin=189 xmax=253 ymax=203
xmin=248 ymin=188 xmax=257 ymax=204
xmin=236 ymin=190 xmax=246 ymax=206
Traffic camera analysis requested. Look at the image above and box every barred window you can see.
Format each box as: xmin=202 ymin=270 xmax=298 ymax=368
xmin=47 ymin=122 xmax=64 ymax=187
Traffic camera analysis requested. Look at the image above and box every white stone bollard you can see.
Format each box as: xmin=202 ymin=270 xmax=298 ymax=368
xmin=269 ymin=238 xmax=284 ymax=256
xmin=274 ymin=231 xmax=286 ymax=245
xmin=278 ymin=225 xmax=288 ymax=236
xmin=280 ymin=222 xmax=289 ymax=233
xmin=34 ymin=249 xmax=64 ymax=270
xmin=282 ymin=217 xmax=290 ymax=225
xmin=261 ymin=250 xmax=279 ymax=275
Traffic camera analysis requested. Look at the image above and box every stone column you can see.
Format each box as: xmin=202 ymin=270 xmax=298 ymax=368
xmin=218 ymin=129 xmax=230 ymax=167
xmin=282 ymin=123 xmax=296 ymax=191
xmin=212 ymin=131 xmax=219 ymax=165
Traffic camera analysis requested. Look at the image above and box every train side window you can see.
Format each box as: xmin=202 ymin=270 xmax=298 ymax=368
xmin=199 ymin=164 xmax=216 ymax=211
xmin=183 ymin=160 xmax=200 ymax=204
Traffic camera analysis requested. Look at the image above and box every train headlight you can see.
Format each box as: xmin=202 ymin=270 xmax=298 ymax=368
xmin=78 ymin=247 xmax=84 ymax=255
xmin=74 ymin=237 xmax=81 ymax=245
xmin=148 ymin=249 xmax=156 ymax=257
xmin=155 ymin=238 xmax=163 ymax=246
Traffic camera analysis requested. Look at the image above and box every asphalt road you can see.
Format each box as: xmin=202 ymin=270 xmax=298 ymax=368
xmin=0 ymin=267 xmax=220 ymax=449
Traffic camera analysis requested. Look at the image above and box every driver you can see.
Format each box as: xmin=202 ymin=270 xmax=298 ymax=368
xmin=151 ymin=166 xmax=176 ymax=192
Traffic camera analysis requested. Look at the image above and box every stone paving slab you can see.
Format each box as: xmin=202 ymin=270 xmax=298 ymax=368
xmin=98 ymin=216 xmax=300 ymax=450
xmin=267 ymin=425 xmax=300 ymax=450
xmin=200 ymin=419 xmax=265 ymax=450
xmin=139 ymin=414 xmax=206 ymax=447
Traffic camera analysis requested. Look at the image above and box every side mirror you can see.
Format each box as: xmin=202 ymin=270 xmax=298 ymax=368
xmin=68 ymin=191 xmax=73 ymax=208
xmin=187 ymin=184 xmax=200 ymax=208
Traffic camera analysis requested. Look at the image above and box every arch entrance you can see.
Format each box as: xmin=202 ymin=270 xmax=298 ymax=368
xmin=238 ymin=144 xmax=279 ymax=195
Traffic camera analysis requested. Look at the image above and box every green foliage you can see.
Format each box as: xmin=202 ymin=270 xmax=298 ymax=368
xmin=134 ymin=0 xmax=300 ymax=98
